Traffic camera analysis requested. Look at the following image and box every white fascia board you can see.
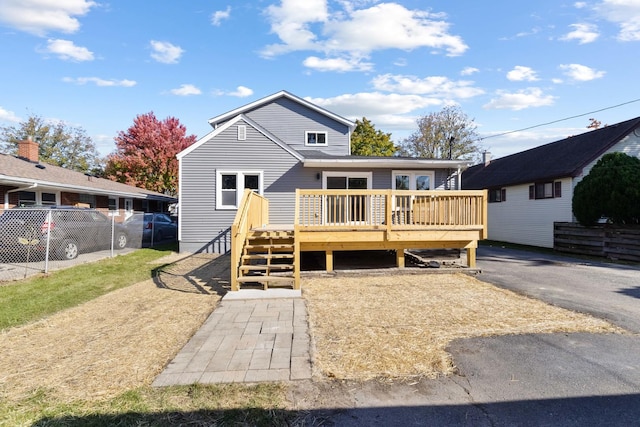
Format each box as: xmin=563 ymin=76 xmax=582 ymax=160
xmin=302 ymin=158 xmax=473 ymax=169
xmin=177 ymin=128 xmax=217 ymax=159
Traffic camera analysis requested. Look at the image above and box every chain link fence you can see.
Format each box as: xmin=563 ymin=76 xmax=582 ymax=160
xmin=0 ymin=208 xmax=177 ymax=282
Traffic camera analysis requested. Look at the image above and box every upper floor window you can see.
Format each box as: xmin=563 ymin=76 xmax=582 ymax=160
xmin=529 ymin=181 xmax=562 ymax=200
xmin=305 ymin=131 xmax=327 ymax=146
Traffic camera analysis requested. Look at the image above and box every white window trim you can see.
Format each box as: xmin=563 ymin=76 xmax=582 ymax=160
xmin=322 ymin=171 xmax=372 ymax=189
xmin=216 ymin=170 xmax=264 ymax=210
xmin=17 ymin=190 xmax=60 ymax=206
xmin=305 ymin=131 xmax=328 ymax=146
xmin=391 ymin=170 xmax=436 ymax=191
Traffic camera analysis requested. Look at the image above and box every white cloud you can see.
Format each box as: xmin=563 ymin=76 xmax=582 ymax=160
xmin=150 ymin=40 xmax=184 ymax=64
xmin=306 ymin=92 xmax=443 ymax=131
xmin=212 ymin=6 xmax=231 ymax=26
xmin=559 ymin=63 xmax=606 ymax=81
xmin=561 ymin=23 xmax=599 ymax=44
xmin=574 ymin=2 xmax=588 ymax=9
xmin=0 ymin=0 xmax=96 ymax=36
xmin=483 ymin=88 xmax=556 ymax=111
xmin=371 ymin=74 xmax=484 ymax=99
xmin=596 ymin=0 xmax=640 ymax=41
xmin=303 ymin=56 xmax=373 ymax=72
xmin=170 ymin=84 xmax=202 ymax=96
xmin=229 ymin=86 xmax=254 ymax=97
xmin=0 ymin=106 xmax=21 ymax=123
xmin=460 ymin=67 xmax=479 ymax=76
xmin=506 ymin=66 xmax=539 ymax=82
xmin=45 ymin=39 xmax=94 ymax=61
xmin=62 ymin=77 xmax=137 ymax=87
xmin=262 ymin=2 xmax=467 ymax=70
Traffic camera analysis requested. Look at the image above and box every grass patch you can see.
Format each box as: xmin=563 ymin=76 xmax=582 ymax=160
xmin=303 ymin=273 xmax=622 ymax=380
xmin=0 ymin=384 xmax=293 ymax=426
xmin=0 ymin=246 xmax=175 ymax=330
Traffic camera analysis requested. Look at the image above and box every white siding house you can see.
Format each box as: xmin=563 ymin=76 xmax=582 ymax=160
xmin=463 ymin=116 xmax=640 ymax=248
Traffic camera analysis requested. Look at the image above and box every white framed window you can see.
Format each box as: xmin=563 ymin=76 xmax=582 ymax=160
xmin=17 ymin=191 xmax=59 ymax=207
xmin=391 ymin=171 xmax=435 ymax=191
xmin=237 ymin=125 xmax=246 ymax=141
xmin=216 ymin=170 xmax=263 ymax=209
xmin=305 ymin=131 xmax=327 ymax=146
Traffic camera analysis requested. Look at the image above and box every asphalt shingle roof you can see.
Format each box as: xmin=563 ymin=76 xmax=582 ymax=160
xmin=0 ymin=153 xmax=175 ymax=202
xmin=462 ymin=116 xmax=640 ymax=190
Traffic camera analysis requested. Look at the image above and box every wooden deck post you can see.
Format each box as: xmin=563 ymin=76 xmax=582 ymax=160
xmin=325 ymin=250 xmax=334 ymax=272
xmin=466 ymin=247 xmax=476 ymax=268
xmin=396 ymin=248 xmax=405 ymax=268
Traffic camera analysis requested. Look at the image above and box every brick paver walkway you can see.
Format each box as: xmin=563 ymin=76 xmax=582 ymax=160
xmin=153 ymin=296 xmax=312 ymax=386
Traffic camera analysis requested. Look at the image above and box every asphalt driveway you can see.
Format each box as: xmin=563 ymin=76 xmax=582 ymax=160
xmin=476 ymin=245 xmax=640 ymax=333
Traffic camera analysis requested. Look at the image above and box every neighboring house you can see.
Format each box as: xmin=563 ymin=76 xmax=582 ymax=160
xmin=1 ymin=137 xmax=176 ymax=218
xmin=177 ymin=90 xmax=474 ymax=253
xmin=462 ymin=116 xmax=640 ymax=248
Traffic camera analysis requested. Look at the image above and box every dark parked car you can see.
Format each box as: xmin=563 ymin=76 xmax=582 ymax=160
xmin=124 ymin=212 xmax=177 ymax=247
xmin=0 ymin=206 xmax=128 ymax=261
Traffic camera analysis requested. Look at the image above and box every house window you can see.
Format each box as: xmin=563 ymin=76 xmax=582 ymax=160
xmin=489 ymin=188 xmax=506 ymax=203
xmin=18 ymin=191 xmax=36 ymax=206
xmin=216 ymin=171 xmax=263 ymax=209
xmin=109 ymin=197 xmax=119 ymax=215
xmin=305 ymin=131 xmax=327 ymax=146
xmin=41 ymin=192 xmax=57 ymax=206
xmin=391 ymin=171 xmax=435 ymax=191
xmin=237 ymin=125 xmax=246 ymax=141
xmin=529 ymin=181 xmax=561 ymax=199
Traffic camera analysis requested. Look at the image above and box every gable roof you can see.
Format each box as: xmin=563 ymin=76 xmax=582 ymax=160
xmin=462 ymin=116 xmax=640 ymax=190
xmin=177 ymin=114 xmax=304 ymax=161
xmin=207 ymin=90 xmax=356 ymax=130
xmin=0 ymin=153 xmax=176 ymax=202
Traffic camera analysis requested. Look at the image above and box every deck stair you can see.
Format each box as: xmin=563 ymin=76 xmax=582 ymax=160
xmin=237 ymin=230 xmax=296 ymax=289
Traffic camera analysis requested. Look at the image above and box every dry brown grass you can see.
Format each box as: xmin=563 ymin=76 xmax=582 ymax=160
xmin=303 ymin=273 xmax=623 ymax=381
xmin=0 ymin=253 xmax=227 ymax=402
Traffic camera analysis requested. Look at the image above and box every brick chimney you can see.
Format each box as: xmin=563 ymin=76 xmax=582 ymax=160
xmin=18 ymin=136 xmax=39 ymax=162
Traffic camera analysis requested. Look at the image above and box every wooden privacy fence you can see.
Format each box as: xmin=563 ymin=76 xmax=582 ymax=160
xmin=554 ymin=222 xmax=640 ymax=262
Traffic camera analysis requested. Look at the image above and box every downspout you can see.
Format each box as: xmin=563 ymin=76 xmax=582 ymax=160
xmin=5 ymin=183 xmax=37 ymax=209
xmin=457 ymin=166 xmax=462 ymax=190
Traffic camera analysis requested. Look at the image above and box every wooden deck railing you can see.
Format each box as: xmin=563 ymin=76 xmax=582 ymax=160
xmin=231 ymin=189 xmax=269 ymax=291
xmin=295 ymin=189 xmax=487 ymax=237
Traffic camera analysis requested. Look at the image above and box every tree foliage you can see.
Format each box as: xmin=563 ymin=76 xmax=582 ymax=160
xmin=105 ymin=112 xmax=196 ymax=196
xmin=0 ymin=114 xmax=101 ymax=173
xmin=572 ymin=152 xmax=640 ymax=225
xmin=350 ymin=117 xmax=395 ymax=156
xmin=396 ymin=105 xmax=482 ymax=161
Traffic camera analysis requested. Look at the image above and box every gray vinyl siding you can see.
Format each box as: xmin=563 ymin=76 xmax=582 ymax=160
xmin=180 ymin=119 xmax=304 ymax=253
xmin=242 ymin=98 xmax=351 ymax=156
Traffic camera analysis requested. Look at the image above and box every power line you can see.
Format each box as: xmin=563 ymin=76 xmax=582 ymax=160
xmin=480 ymin=97 xmax=640 ymax=141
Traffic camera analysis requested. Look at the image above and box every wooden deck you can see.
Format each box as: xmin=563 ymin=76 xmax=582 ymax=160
xmin=231 ymin=189 xmax=487 ymax=291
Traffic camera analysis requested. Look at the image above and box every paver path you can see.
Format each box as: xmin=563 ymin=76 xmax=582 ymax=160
xmin=153 ymin=296 xmax=312 ymax=386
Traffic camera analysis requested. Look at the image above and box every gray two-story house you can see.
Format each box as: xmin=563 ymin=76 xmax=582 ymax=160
xmin=177 ymin=90 xmax=474 ymax=254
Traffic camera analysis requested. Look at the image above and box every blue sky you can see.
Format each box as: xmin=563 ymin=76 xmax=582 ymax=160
xmin=1 ymin=0 xmax=639 ymax=161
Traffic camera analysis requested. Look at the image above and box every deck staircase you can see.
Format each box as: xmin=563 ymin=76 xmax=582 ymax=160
xmin=236 ymin=230 xmax=296 ymax=289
